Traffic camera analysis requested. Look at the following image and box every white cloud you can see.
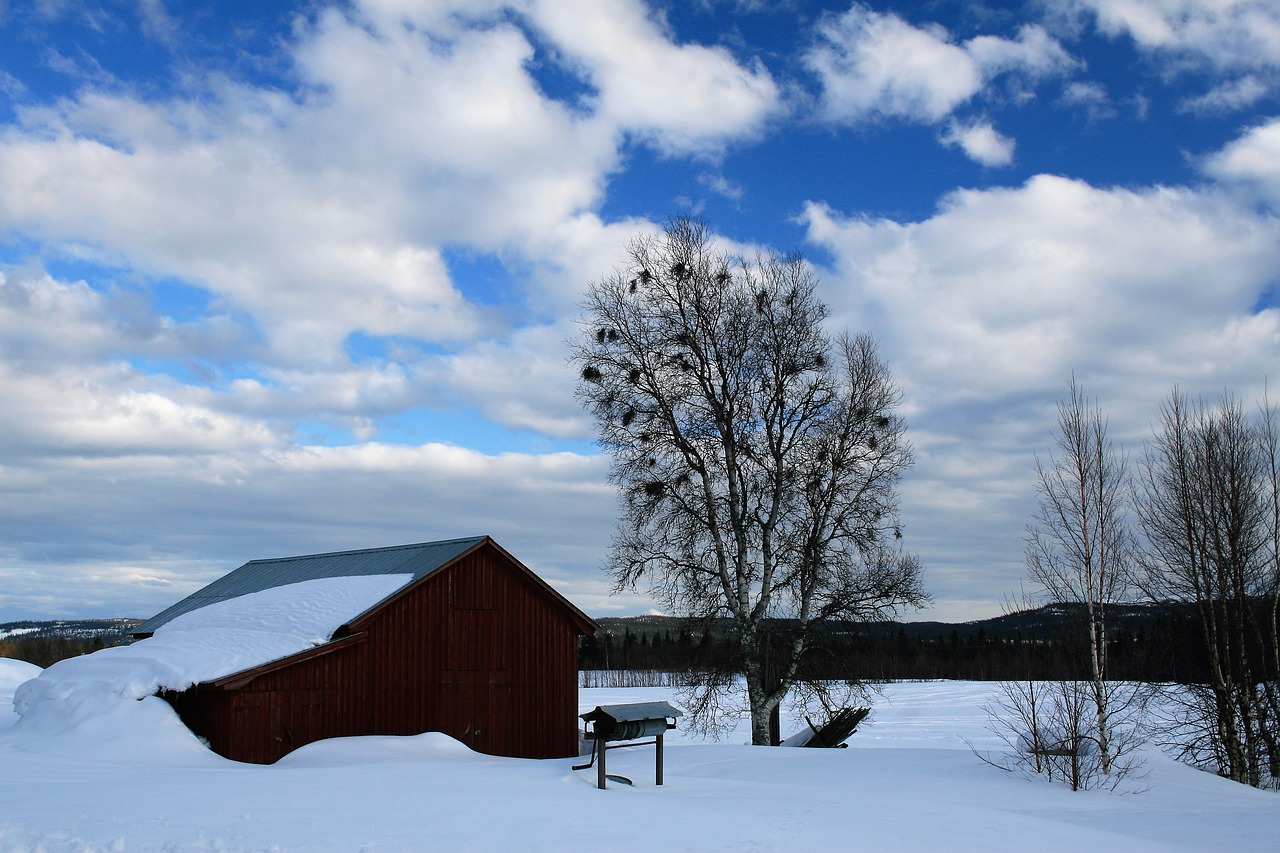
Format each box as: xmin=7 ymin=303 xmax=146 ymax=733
xmin=698 ymin=171 xmax=747 ymax=201
xmin=966 ymin=24 xmax=1081 ymax=78
xmin=0 ymin=2 xmax=639 ymax=463
xmin=0 ymin=267 xmax=272 ymax=438
xmin=524 ymin=0 xmax=782 ymax=156
xmin=287 ymin=6 xmax=614 ymax=237
xmin=350 ymin=0 xmax=511 ymax=32
xmin=425 ymin=322 xmax=591 ymax=439
xmin=1180 ymin=75 xmax=1269 ymax=113
xmin=1061 ymin=80 xmax=1108 ymax=105
xmin=2 ymin=2 xmax=723 ymax=372
xmin=804 ymin=6 xmax=1077 ymax=125
xmin=804 ymin=175 xmax=1278 ymax=400
xmin=0 ymin=440 xmax=620 ymax=620
xmin=0 ymin=262 xmax=253 ymax=379
xmin=1203 ymin=116 xmax=1280 ymax=208
xmin=1059 ymin=80 xmax=1116 ymax=120
xmin=0 ymin=88 xmax=492 ymax=366
xmin=136 ymin=0 xmax=181 ymax=46
xmin=940 ymin=119 xmax=1016 ymax=166
xmin=802 ymin=174 xmax=1280 ymax=607
xmin=1063 ymin=0 xmax=1280 ymax=73
xmin=0 ymin=268 xmax=120 ymax=367
xmin=219 ymin=362 xmax=420 ymax=423
xmin=0 ymin=0 xmax=783 ymax=382
xmin=0 ymin=362 xmax=283 ymax=458
xmin=519 ymin=211 xmax=661 ymax=318
xmin=805 ymin=7 xmax=982 ymax=124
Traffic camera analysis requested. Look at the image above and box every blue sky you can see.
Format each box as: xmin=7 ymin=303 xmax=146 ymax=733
xmin=1 ymin=0 xmax=1278 ymax=623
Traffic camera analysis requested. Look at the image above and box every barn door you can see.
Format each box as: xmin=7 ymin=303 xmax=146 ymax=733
xmin=442 ymin=670 xmax=512 ymax=755
xmin=477 ymin=674 xmax=512 ymax=756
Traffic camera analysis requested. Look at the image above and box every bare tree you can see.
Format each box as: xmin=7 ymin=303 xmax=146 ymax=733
xmin=982 ymin=679 xmax=1115 ymax=791
xmin=1135 ymin=389 xmax=1280 ymax=787
xmin=1024 ymin=378 xmax=1135 ymax=774
xmin=572 ymin=217 xmax=928 ymax=745
xmin=978 ymin=589 xmax=1143 ymax=791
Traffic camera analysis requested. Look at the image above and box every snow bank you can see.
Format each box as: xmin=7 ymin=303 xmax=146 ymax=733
xmin=3 ymin=681 xmax=1277 ymax=852
xmin=0 ymin=658 xmax=40 ymax=733
xmin=4 ymin=588 xmax=1277 ymax=850
xmin=0 ymin=657 xmax=40 ymax=694
xmin=277 ymin=729 xmax=490 ymax=768
xmin=7 ymin=574 xmax=411 ymax=758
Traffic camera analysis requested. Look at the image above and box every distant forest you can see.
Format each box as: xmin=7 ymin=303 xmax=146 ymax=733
xmin=580 ymin=603 xmax=1230 ymax=684
xmin=0 ymin=619 xmax=140 ymax=668
xmin=0 ymin=605 xmax=1233 ymax=683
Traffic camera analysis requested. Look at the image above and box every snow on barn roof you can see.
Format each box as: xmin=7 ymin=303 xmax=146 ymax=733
xmin=134 ymin=536 xmax=488 ymax=635
xmin=11 ymin=571 xmax=419 ymax=758
xmin=12 ymin=573 xmax=415 ymax=743
xmin=20 ymin=537 xmax=498 ymax=722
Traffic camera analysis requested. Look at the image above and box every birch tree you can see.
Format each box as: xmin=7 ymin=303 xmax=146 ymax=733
xmin=571 ymin=217 xmax=927 ymax=745
xmin=1025 ymin=379 xmax=1134 ymax=774
xmin=1136 ymin=389 xmax=1280 ymax=787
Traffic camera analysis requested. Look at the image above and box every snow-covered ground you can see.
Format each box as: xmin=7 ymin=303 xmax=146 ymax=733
xmin=2 ymin=660 xmax=1276 ymax=852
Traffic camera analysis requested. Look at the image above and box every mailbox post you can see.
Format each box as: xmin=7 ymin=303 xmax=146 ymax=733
xmin=576 ymin=701 xmax=683 ymax=789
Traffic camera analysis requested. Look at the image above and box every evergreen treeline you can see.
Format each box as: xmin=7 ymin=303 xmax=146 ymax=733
xmin=0 ymin=634 xmax=117 ymax=668
xmin=579 ymin=605 xmax=1220 ymax=683
xmin=0 ymin=619 xmax=139 ymax=668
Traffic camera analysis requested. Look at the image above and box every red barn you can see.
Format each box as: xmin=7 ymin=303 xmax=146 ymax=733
xmin=132 ymin=536 xmax=597 ymax=764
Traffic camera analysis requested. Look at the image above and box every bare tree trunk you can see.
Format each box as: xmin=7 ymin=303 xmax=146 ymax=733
xmin=1089 ymin=607 xmax=1111 ymax=773
xmin=1025 ymin=378 xmax=1131 ymax=776
xmin=741 ymin=630 xmax=772 ymax=746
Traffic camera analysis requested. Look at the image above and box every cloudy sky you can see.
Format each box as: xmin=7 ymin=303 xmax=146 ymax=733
xmin=1 ymin=0 xmax=1277 ymax=624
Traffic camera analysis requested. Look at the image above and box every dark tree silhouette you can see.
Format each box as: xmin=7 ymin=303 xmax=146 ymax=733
xmin=571 ymin=217 xmax=927 ymax=744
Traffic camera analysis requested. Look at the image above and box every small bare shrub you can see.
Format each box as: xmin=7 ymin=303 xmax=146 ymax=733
xmin=977 ymin=679 xmax=1145 ymax=791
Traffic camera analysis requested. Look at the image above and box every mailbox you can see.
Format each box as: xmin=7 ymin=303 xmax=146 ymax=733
xmin=581 ymin=702 xmax=681 ymax=741
xmin=576 ymin=701 xmax=683 ymax=789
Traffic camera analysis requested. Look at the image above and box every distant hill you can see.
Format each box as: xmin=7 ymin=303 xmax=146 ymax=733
xmin=592 ymin=601 xmax=1195 ymax=642
xmin=1 ymin=603 xmax=1190 ymax=648
xmin=586 ymin=602 xmax=1207 ymax=682
xmin=0 ymin=618 xmax=142 ymax=644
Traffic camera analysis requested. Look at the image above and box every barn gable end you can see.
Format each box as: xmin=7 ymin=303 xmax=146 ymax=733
xmin=146 ymin=536 xmax=596 ymax=764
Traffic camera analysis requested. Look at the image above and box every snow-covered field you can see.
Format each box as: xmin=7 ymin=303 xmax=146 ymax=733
xmin=2 ymin=659 xmax=1276 ymax=852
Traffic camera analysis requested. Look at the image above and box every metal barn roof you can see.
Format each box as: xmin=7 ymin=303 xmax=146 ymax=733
xmin=134 ymin=536 xmax=488 ymax=635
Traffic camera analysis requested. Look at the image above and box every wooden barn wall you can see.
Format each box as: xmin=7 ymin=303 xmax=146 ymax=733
xmin=362 ymin=547 xmax=584 ymax=760
xmin=168 ymin=638 xmax=367 ymax=765
xmin=169 ymin=544 xmax=585 ymax=764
